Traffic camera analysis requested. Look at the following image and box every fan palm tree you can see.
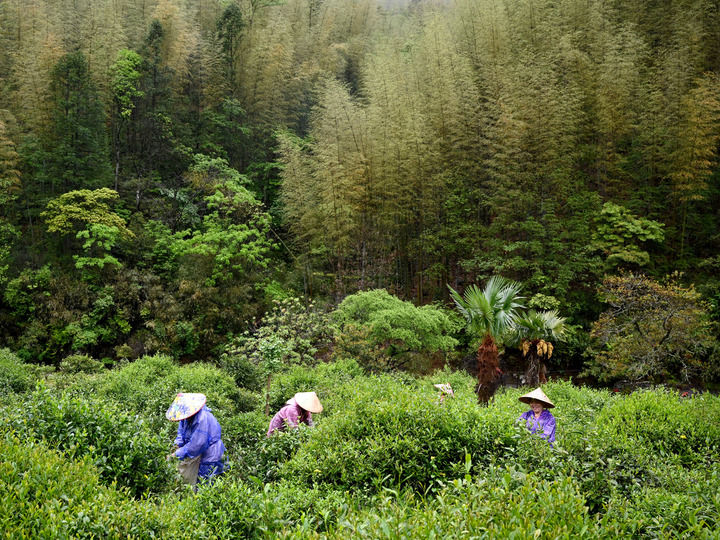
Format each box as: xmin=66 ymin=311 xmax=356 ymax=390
xmin=507 ymin=310 xmax=566 ymax=386
xmin=448 ymin=277 xmax=524 ymax=405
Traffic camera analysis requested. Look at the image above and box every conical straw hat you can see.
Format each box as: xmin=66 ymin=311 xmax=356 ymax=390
xmin=166 ymin=393 xmax=206 ymax=421
xmin=433 ymin=383 xmax=454 ymax=397
xmin=294 ymin=391 xmax=323 ymax=413
xmin=518 ymin=387 xmax=555 ymax=408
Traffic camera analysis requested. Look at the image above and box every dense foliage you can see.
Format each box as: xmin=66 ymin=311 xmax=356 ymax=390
xmin=587 ymin=274 xmax=716 ymax=384
xmin=2 ymin=355 xmax=719 ymax=537
xmin=1 ymin=0 xmax=720 ymax=535
xmin=0 ymin=0 xmax=719 ymax=377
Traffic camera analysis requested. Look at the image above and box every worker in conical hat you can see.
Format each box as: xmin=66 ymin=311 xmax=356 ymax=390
xmin=517 ymin=387 xmax=556 ymax=446
xmin=267 ymin=391 xmax=323 ymax=436
xmin=166 ymin=392 xmax=225 ymax=484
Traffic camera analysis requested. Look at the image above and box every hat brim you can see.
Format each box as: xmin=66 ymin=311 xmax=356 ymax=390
xmin=519 ymin=396 xmax=554 ymax=408
xmin=294 ymin=392 xmax=323 ymax=413
xmin=166 ymin=393 xmax=206 ymax=421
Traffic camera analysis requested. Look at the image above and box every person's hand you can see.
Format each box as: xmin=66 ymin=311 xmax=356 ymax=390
xmin=165 ymin=452 xmax=176 ymax=462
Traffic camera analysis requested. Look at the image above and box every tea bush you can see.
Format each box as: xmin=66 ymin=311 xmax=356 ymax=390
xmin=327 ymin=466 xmax=596 ymax=539
xmin=90 ymin=354 xmax=259 ymax=438
xmin=601 ymin=464 xmax=720 ymax=538
xmin=228 ymin=417 xmax=311 ymax=482
xmin=0 ymin=433 xmax=203 ymax=538
xmin=192 ymin=477 xmax=351 ymax=538
xmin=281 ymin=373 xmax=518 ymax=493
xmin=268 ymin=357 xmax=364 ymax=413
xmin=59 ymin=353 xmax=105 ymax=373
xmin=5 ymin=385 xmax=174 ymax=497
xmin=594 ymin=389 xmax=720 ymax=465
xmin=3 ymin=354 xmax=720 ymax=538
xmin=0 ymin=347 xmax=37 ymax=394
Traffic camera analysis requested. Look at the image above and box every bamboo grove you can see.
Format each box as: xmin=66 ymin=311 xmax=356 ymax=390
xmin=0 ymin=0 xmax=719 ymax=365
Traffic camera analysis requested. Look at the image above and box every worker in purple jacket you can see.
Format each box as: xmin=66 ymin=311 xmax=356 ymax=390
xmin=267 ymin=391 xmax=323 ymax=436
xmin=166 ymin=392 xmax=225 ymax=482
xmin=518 ymin=387 xmax=556 ymax=446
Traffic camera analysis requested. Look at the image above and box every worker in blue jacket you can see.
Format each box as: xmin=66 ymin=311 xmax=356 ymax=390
xmin=166 ymin=393 xmax=225 ymax=482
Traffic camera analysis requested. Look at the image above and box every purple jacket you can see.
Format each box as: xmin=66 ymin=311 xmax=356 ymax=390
xmin=267 ymin=398 xmax=314 ymax=436
xmin=174 ymin=406 xmax=225 ymax=463
xmin=519 ymin=409 xmax=556 ymax=445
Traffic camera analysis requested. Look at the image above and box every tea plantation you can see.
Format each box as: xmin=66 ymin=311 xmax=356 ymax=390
xmin=1 ymin=349 xmax=719 ymax=538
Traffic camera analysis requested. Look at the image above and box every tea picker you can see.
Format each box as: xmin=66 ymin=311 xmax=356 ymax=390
xmin=166 ymin=392 xmax=226 ymax=485
xmin=434 ymin=383 xmax=454 ymax=403
xmin=517 ymin=387 xmax=556 ymax=446
xmin=267 ymin=391 xmax=323 ymax=436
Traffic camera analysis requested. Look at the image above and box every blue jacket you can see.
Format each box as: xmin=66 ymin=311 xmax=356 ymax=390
xmin=174 ymin=406 xmax=225 ymax=464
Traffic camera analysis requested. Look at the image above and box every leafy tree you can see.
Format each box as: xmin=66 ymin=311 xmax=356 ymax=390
xmin=46 ymin=51 xmax=111 ymax=193
xmin=449 ymin=277 xmax=523 ymax=404
xmin=41 ymin=188 xmax=134 ymax=279
xmin=332 ymin=289 xmax=459 ymax=372
xmin=41 ymin=188 xmax=133 ymax=239
xmin=222 ymin=297 xmax=333 ymax=414
xmin=110 ymin=49 xmax=144 ymax=189
xmin=216 ymin=3 xmax=245 ymax=91
xmin=591 ymin=202 xmax=665 ymax=271
xmin=506 ymin=310 xmax=567 ymax=386
xmin=73 ymin=224 xmax=123 ymax=282
xmin=171 ymin=155 xmax=274 ymax=287
xmin=0 ymin=116 xmax=21 ymax=287
xmin=587 ymin=274 xmax=715 ymax=384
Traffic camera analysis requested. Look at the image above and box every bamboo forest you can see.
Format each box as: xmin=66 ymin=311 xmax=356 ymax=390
xmin=1 ymin=0 xmax=720 ymax=537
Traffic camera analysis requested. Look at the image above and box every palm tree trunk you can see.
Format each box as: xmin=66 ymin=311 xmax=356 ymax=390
xmin=525 ymin=345 xmax=541 ymax=387
xmin=476 ymin=334 xmax=501 ymax=405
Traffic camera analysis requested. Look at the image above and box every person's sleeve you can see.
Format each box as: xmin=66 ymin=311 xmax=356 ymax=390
xmin=174 ymin=421 xmax=185 ymax=447
xmin=306 ymin=413 xmax=314 ymax=427
xmin=175 ymin=415 xmax=211 ymax=460
xmin=267 ymin=415 xmax=278 ymax=437
xmin=542 ymin=415 xmax=556 ymax=445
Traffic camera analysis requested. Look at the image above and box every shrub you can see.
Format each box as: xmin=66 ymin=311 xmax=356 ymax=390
xmin=60 ymin=353 xmax=104 ymax=373
xmin=332 ymin=289 xmax=459 ymax=371
xmin=329 ymin=467 xmax=596 ymax=538
xmin=0 ymin=348 xmax=37 ymax=394
xmin=5 ymin=385 xmax=174 ymax=497
xmin=92 ymin=354 xmax=258 ymax=436
xmin=0 ymin=433 xmax=203 ymax=537
xmin=280 ymin=373 xmax=517 ymax=493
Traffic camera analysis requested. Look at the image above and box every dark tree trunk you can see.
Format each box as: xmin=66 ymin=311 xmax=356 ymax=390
xmin=524 ymin=340 xmax=548 ymax=386
xmin=525 ymin=341 xmax=540 ymax=386
xmin=476 ymin=334 xmax=501 ymax=405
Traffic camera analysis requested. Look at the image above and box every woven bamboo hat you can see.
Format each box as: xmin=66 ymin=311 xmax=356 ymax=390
xmin=433 ymin=383 xmax=454 ymax=397
xmin=166 ymin=393 xmax=206 ymax=421
xmin=294 ymin=391 xmax=323 ymax=413
xmin=518 ymin=387 xmax=555 ymax=409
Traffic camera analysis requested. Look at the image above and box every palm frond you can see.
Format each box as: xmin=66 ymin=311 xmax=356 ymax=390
xmin=506 ymin=309 xmax=567 ymax=345
xmin=448 ymin=277 xmax=524 ymax=340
